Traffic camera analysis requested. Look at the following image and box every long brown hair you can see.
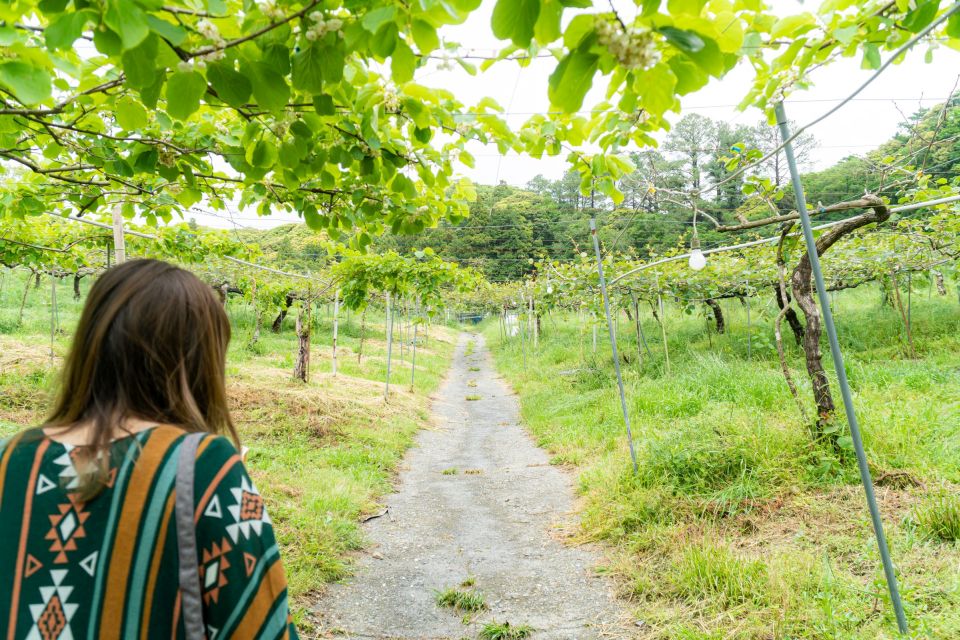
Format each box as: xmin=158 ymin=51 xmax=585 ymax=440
xmin=46 ymin=259 xmax=238 ymax=492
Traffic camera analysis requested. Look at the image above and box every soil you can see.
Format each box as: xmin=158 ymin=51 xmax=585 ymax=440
xmin=314 ymin=333 xmax=631 ymax=639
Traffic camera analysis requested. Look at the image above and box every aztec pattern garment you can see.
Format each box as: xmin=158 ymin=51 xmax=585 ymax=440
xmin=0 ymin=425 xmax=298 ymax=639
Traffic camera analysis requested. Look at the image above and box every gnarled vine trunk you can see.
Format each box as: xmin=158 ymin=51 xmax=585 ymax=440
xmin=791 ymin=196 xmax=890 ymax=441
xmin=293 ymin=304 xmax=311 ymax=382
xmin=774 ymin=285 xmax=804 ymax=345
xmin=705 ymin=298 xmax=725 ymax=334
xmin=935 ymin=270 xmax=946 ymax=296
xmin=272 ymin=292 xmax=296 ymax=333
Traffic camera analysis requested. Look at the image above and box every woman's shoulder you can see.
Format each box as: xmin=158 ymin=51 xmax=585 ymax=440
xmin=0 ymin=427 xmax=53 ymax=467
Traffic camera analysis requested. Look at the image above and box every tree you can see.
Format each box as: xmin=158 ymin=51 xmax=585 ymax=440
xmin=664 ymin=114 xmax=717 ymax=191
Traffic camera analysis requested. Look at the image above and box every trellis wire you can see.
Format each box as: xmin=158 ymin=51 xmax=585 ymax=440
xmin=589 ymin=218 xmax=638 ymax=474
xmin=608 ymin=193 xmax=960 ymax=288
xmin=45 ymin=212 xmax=331 ymax=287
xmin=777 ymin=102 xmax=909 ymax=634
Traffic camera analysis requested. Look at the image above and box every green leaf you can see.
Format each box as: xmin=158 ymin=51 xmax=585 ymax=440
xmin=947 ymin=12 xmax=960 ymax=38
xmin=534 ymin=0 xmax=563 ymax=43
xmin=38 ymin=0 xmax=70 ymax=12
xmin=634 ymin=64 xmax=677 ymax=116
xmin=93 ymin=28 xmax=123 ymax=56
xmin=362 ymin=7 xmax=397 ymax=32
xmin=667 ymin=0 xmax=706 ymax=15
xmin=292 ymin=44 xmax=326 ymax=94
xmin=0 ymin=62 xmax=52 ymax=105
xmin=769 ymin=13 xmax=817 ymax=40
xmin=391 ymin=173 xmax=417 ymax=199
xmin=165 ymin=71 xmax=207 ymax=120
xmin=658 ymin=27 xmax=705 ymax=53
xmin=391 ymin=41 xmax=417 ymax=84
xmin=45 ymin=10 xmax=95 ymax=50
xmin=242 ymin=60 xmax=290 ymax=112
xmin=668 ymin=55 xmax=708 ymax=94
xmin=207 ymin=61 xmax=251 ymax=107
xmin=313 ymin=94 xmax=336 ymax=115
xmin=411 ymin=20 xmax=439 ymax=52
xmin=492 ymin=0 xmax=540 ymax=46
xmin=640 ymin=0 xmax=660 ymax=17
xmin=371 ymin=23 xmax=399 ymax=57
xmin=861 ymin=43 xmax=881 ymax=70
xmin=140 ymin=71 xmax=166 ymax=109
xmin=104 ymin=0 xmax=150 ymax=50
xmin=303 ymin=206 xmax=325 ymax=230
xmin=548 ymin=45 xmax=598 ymax=112
xmin=121 ymin=35 xmax=158 ymax=89
xmin=832 ymin=25 xmax=858 ymax=45
xmin=116 ymin=96 xmax=148 ymax=130
xmin=563 ymin=14 xmax=595 ymax=48
xmin=902 ymin=1 xmax=938 ymax=33
xmin=147 ymin=15 xmax=187 ymax=46
xmin=246 ymin=139 xmax=278 ymax=168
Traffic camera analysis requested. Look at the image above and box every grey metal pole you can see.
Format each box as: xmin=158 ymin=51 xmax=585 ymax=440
xmin=411 ymin=297 xmax=419 ymax=388
xmin=385 ymin=291 xmax=393 ymax=399
xmin=590 ymin=218 xmax=638 ymax=474
xmin=520 ymin=303 xmax=527 ymax=369
xmin=332 ymin=289 xmax=340 ymax=376
xmin=776 ymin=102 xmax=908 ymax=635
xmin=745 ymin=286 xmax=752 ymax=360
xmin=50 ymin=275 xmax=56 ymax=364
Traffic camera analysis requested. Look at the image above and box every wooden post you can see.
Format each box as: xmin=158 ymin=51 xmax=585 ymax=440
xmin=111 ymin=205 xmax=126 ymax=264
xmin=331 ymin=289 xmax=341 ymax=376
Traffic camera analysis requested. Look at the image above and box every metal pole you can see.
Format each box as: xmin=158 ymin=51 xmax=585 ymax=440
xmin=907 ymin=272 xmax=912 ymax=337
xmin=745 ymin=287 xmax=752 ymax=360
xmin=656 ymin=276 xmax=670 ymax=375
xmin=630 ymin=291 xmax=644 ymax=366
xmin=111 ymin=205 xmax=126 ymax=264
xmin=50 ymin=275 xmax=56 ymax=364
xmin=411 ymin=297 xmax=419 ymax=388
xmin=385 ymin=291 xmax=393 ymax=399
xmin=331 ymin=289 xmax=340 ymax=376
xmin=520 ymin=302 xmax=527 ymax=369
xmin=776 ymin=102 xmax=908 ymax=635
xmin=590 ymin=218 xmax=638 ymax=474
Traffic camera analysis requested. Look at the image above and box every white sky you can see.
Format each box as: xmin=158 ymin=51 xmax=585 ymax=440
xmin=189 ymin=0 xmax=960 ymax=230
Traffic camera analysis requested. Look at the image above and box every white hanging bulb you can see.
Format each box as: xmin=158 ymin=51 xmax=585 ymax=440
xmin=688 ymin=248 xmax=707 ymax=271
xmin=688 ymin=234 xmax=707 ymax=271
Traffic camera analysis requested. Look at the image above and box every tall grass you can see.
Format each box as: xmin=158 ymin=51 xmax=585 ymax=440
xmin=485 ymin=281 xmax=960 ymax=638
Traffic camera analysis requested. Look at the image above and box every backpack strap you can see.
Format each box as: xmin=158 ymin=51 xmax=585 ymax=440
xmin=175 ymin=432 xmax=207 ymax=640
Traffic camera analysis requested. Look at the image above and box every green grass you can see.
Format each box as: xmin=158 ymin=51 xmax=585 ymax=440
xmin=484 ymin=281 xmax=960 ymax=639
xmin=912 ymin=491 xmax=960 ymax=543
xmin=466 ymin=394 xmax=482 ymax=401
xmin=434 ymin=586 xmax=487 ymax=612
xmin=0 ymin=270 xmax=458 ymax=632
xmin=478 ymin=621 xmax=534 ymax=639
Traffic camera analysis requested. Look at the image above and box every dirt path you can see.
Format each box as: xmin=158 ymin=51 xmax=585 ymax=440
xmin=315 ymin=333 xmax=629 ymax=639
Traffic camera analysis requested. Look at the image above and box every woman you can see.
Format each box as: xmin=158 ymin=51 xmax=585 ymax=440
xmin=0 ymin=259 xmax=297 ymax=639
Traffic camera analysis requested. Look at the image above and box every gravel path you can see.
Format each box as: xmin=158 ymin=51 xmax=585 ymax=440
xmin=315 ymin=333 xmax=630 ymax=639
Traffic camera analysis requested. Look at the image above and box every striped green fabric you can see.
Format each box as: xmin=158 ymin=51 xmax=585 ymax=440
xmin=0 ymin=426 xmax=298 ymax=640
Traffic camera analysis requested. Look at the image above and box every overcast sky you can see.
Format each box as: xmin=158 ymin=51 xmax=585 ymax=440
xmin=191 ymin=0 xmax=960 ymax=230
